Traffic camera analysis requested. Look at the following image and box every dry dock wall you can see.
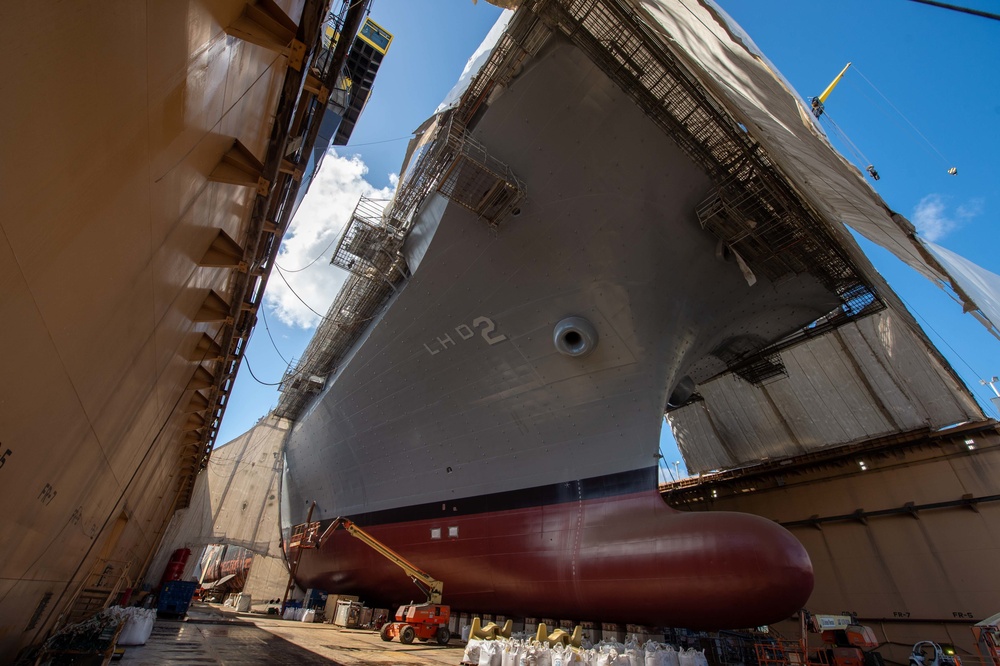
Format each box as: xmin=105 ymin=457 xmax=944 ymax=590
xmin=0 ymin=0 xmax=304 ymax=657
xmin=148 ymin=415 xmax=290 ymax=603
xmin=663 ymin=423 xmax=1000 ymax=663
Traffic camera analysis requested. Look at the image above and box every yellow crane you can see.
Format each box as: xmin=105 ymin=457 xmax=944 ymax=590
xmin=810 ymin=62 xmax=852 ymax=119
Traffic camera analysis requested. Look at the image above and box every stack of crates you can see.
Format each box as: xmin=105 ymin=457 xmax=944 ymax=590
xmin=157 ymin=580 xmax=198 ymax=617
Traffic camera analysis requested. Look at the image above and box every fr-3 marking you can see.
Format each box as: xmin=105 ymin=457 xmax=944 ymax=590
xmin=424 ymin=317 xmax=507 ymax=356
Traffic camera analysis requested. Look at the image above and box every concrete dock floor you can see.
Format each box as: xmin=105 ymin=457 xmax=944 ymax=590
xmin=118 ymin=604 xmax=466 ymax=665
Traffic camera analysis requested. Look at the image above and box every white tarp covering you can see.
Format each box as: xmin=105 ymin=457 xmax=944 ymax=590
xmin=436 ymin=10 xmax=514 ymax=113
xmin=636 ymin=0 xmax=987 ymax=317
xmin=148 ymin=415 xmax=290 ymax=581
xmin=922 ymin=240 xmax=1000 ymax=340
xmin=668 ymin=309 xmax=984 ymax=473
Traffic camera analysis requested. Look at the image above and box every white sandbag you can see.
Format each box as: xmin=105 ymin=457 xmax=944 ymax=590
xmin=642 ymin=642 xmax=660 ymax=666
xmin=482 ymin=641 xmax=504 ymax=666
xmin=595 ymin=649 xmax=615 ymax=666
xmin=662 ymin=646 xmax=680 ymax=666
xmin=464 ymin=639 xmax=483 ymax=665
xmin=502 ymin=643 xmax=516 ymax=666
xmin=692 ymin=650 xmax=708 ymax=666
xmin=678 ymin=649 xmax=695 ymax=666
xmin=536 ymin=643 xmax=553 ymax=666
xmin=503 ymin=641 xmax=523 ymax=666
xmin=301 ymin=609 xmax=316 ymax=623
xmin=521 ymin=643 xmax=549 ymax=666
xmin=479 ymin=641 xmax=496 ymax=666
xmin=625 ymin=647 xmax=642 ymax=666
xmin=551 ymin=643 xmax=568 ymax=666
xmin=598 ymin=641 xmax=626 ymax=654
xmin=116 ymin=608 xmax=156 ymax=646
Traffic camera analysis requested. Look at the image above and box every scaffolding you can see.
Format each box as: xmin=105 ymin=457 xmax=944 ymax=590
xmin=275 ymin=269 xmax=395 ymax=419
xmin=275 ymin=0 xmax=885 ymax=421
xmin=330 ymin=197 xmax=405 ymax=279
xmin=275 ymin=45 xmax=532 ymax=420
xmin=438 ymin=126 xmax=526 ymax=227
xmin=533 ymin=0 xmax=880 ymax=310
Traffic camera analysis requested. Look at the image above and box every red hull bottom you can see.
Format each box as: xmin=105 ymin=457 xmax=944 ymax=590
xmin=292 ymin=490 xmax=812 ymax=629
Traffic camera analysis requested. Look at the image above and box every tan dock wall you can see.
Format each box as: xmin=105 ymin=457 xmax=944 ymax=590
xmin=668 ymin=427 xmax=1000 ymax=664
xmin=0 ymin=0 xmax=304 ymax=657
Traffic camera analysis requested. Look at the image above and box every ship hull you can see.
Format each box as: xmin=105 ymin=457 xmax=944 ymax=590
xmin=283 ymin=9 xmax=831 ymax=627
xmin=293 ymin=468 xmax=812 ymax=628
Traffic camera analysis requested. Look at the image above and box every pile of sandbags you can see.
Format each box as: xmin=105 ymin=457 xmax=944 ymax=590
xmin=463 ymin=635 xmax=708 ymax=666
xmin=282 ymin=606 xmax=308 ymax=621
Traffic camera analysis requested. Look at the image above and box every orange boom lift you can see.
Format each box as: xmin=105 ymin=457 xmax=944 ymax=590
xmin=317 ymin=517 xmax=451 ymax=645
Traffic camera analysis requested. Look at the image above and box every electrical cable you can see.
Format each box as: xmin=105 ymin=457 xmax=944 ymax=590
xmin=896 ymin=293 xmax=999 ymax=416
xmin=822 ymin=113 xmax=873 ymax=172
xmin=260 ymin=306 xmax=291 ymax=365
xmin=242 ymin=356 xmax=285 ymax=387
xmin=852 ymin=65 xmax=954 ymax=169
xmin=275 ymin=238 xmax=338 ymax=272
xmin=273 ymin=264 xmax=331 ymax=322
xmin=341 ymin=134 xmax=414 ymax=147
xmin=905 ymin=0 xmax=1000 ymax=22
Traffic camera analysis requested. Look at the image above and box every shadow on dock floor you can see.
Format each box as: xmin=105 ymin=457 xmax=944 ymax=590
xmin=117 ymin=603 xmax=465 ymax=665
xmin=119 ymin=618 xmax=337 ymax=665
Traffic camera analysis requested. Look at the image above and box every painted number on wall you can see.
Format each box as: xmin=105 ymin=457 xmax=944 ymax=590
xmin=38 ymin=483 xmax=57 ymax=506
xmin=0 ymin=447 xmax=10 ymax=469
xmin=424 ymin=316 xmax=507 ymax=356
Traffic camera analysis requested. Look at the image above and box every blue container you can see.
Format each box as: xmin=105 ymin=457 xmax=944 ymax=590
xmin=157 ymin=580 xmax=198 ymax=617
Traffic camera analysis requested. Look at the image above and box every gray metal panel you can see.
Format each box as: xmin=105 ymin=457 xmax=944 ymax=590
xmin=670 ymin=310 xmax=985 ymax=473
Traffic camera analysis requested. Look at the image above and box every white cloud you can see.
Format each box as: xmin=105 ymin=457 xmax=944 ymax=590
xmin=265 ymin=150 xmax=395 ymax=328
xmin=957 ymin=198 xmax=984 ymax=219
xmin=912 ymin=194 xmax=981 ymax=242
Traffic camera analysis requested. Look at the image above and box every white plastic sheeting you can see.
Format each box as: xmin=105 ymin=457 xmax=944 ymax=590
xmin=436 ymin=10 xmax=514 ymax=113
xmin=922 ymin=240 xmax=1000 ymax=340
xmin=148 ymin=415 xmax=290 ymax=582
xmin=635 ymin=0 xmax=991 ymax=325
xmin=668 ymin=309 xmax=983 ymax=473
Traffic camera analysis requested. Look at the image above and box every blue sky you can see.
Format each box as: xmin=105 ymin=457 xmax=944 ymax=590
xmin=217 ymin=1 xmax=1000 ymax=479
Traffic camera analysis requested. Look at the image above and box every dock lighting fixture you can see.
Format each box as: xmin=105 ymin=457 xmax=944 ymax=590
xmin=858 ymin=460 xmax=868 ymax=471
xmin=965 ymin=438 xmax=976 ymax=450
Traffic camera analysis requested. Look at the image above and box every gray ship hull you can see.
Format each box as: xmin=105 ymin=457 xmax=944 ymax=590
xmin=282 ymin=38 xmax=838 ymax=522
xmin=278 ymin=22 xmax=847 ymax=626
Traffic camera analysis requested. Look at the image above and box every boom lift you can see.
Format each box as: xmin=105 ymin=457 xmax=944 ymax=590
xmin=318 ymin=517 xmax=451 ymax=645
xmin=973 ymin=613 xmax=1000 ymax=666
xmin=806 ymin=612 xmax=883 ymax=666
